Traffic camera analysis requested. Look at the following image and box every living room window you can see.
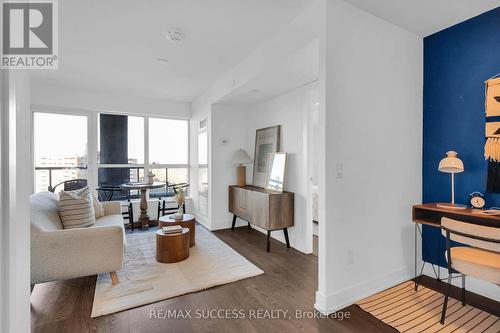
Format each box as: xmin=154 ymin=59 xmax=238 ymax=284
xmin=33 ymin=112 xmax=88 ymax=193
xmin=33 ymin=111 xmax=189 ymax=200
xmin=97 ymin=114 xmax=189 ymax=200
xmin=148 ymin=117 xmax=189 ymax=198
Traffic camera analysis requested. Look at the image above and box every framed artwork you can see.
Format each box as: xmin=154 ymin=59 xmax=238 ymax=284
xmin=252 ymin=125 xmax=280 ymax=188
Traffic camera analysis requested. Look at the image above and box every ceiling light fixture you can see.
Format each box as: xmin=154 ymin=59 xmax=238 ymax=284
xmin=156 ymin=58 xmax=169 ymax=64
xmin=166 ymin=28 xmax=185 ymax=44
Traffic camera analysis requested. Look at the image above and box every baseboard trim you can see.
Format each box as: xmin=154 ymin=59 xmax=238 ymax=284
xmin=314 ymin=267 xmax=413 ymax=314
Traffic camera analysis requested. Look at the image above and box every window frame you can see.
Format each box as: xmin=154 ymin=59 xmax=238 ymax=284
xmin=31 ymin=106 xmax=190 ymax=198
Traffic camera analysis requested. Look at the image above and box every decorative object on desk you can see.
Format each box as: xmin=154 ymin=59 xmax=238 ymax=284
xmin=469 ymin=191 xmax=485 ymax=209
xmin=265 ymin=152 xmax=287 ymax=192
xmin=253 ymin=125 xmax=280 ymax=188
xmin=147 ymin=171 xmax=155 ymax=184
xmin=174 ymin=187 xmax=185 ymax=220
xmin=437 ymin=151 xmax=466 ymax=210
xmin=232 ymin=148 xmax=252 ymax=187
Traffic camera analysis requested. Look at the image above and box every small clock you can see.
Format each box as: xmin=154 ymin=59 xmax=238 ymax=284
xmin=469 ymin=192 xmax=485 ymax=209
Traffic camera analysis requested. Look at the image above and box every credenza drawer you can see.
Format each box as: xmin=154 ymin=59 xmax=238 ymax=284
xmin=232 ymin=187 xmax=253 ymax=222
xmin=250 ymin=190 xmax=269 ymax=229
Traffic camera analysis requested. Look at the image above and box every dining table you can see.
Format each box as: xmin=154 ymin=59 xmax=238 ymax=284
xmin=120 ymin=181 xmax=165 ymax=230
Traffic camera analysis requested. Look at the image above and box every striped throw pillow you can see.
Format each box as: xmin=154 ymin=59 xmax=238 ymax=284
xmin=58 ymin=187 xmax=96 ymax=229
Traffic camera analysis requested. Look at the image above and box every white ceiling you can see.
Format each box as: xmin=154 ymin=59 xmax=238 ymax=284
xmin=31 ymin=1 xmax=500 ymax=103
xmin=218 ymin=39 xmax=319 ymax=106
xmin=343 ymin=0 xmax=500 ymax=36
xmin=30 ymin=0 xmax=312 ymax=102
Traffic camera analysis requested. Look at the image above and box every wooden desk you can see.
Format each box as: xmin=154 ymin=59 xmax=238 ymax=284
xmin=412 ymin=203 xmax=500 ymax=291
xmin=413 ymin=203 xmax=500 ymax=228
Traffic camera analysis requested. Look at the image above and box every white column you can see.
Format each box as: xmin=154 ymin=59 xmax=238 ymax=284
xmin=0 ymin=70 xmax=31 ymax=333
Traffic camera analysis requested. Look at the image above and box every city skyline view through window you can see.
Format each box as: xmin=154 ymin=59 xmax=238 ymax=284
xmin=34 ymin=112 xmax=189 ymax=198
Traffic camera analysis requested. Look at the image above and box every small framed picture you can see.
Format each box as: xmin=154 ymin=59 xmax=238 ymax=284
xmin=252 ymin=125 xmax=280 ymax=188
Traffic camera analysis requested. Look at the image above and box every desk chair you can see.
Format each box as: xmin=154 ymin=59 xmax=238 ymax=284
xmin=440 ymin=217 xmax=500 ymax=324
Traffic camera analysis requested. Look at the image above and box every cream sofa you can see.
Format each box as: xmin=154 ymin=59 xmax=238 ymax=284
xmin=30 ymin=191 xmax=126 ymax=285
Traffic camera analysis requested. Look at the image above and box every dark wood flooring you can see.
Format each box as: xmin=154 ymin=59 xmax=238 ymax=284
xmin=30 ymin=226 xmax=497 ymax=333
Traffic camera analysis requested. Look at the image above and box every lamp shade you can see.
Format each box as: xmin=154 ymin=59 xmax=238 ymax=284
xmin=438 ymin=151 xmax=464 ymax=173
xmin=232 ymin=149 xmax=252 ymax=165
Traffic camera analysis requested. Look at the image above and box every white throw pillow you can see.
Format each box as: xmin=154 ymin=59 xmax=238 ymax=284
xmin=92 ymin=190 xmax=105 ymax=218
xmin=58 ymin=187 xmax=96 ymax=229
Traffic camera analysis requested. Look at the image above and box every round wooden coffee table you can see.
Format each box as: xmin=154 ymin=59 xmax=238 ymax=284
xmin=158 ymin=214 xmax=196 ymax=247
xmin=155 ymin=228 xmax=190 ymax=263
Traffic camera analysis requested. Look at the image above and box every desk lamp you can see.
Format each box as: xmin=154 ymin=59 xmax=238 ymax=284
xmin=437 ymin=151 xmax=466 ymax=209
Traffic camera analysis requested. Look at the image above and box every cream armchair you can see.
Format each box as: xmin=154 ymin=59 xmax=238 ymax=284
xmin=30 ymin=191 xmax=126 ymax=286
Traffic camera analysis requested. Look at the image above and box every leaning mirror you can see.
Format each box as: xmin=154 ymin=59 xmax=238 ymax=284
xmin=265 ymin=153 xmax=287 ymax=192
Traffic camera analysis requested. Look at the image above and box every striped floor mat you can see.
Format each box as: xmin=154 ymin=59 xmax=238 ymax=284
xmin=356 ymin=281 xmax=499 ymax=333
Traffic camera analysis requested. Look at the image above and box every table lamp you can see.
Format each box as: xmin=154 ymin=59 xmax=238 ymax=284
xmin=232 ymin=149 xmax=252 ymax=186
xmin=437 ymin=151 xmax=466 ymax=209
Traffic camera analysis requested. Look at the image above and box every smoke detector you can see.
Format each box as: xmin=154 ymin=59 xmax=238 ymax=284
xmin=166 ymin=28 xmax=185 ymax=44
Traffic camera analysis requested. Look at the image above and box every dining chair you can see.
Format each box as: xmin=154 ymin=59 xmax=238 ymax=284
xmin=157 ymin=183 xmax=189 ymax=219
xmin=440 ymin=217 xmax=500 ymax=324
xmin=48 ymin=179 xmax=88 ymax=193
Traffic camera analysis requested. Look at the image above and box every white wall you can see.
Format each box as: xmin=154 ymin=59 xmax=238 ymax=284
xmin=30 ymin=81 xmax=191 ymax=119
xmin=210 ymin=104 xmax=249 ymax=230
xmin=0 ymin=71 xmax=32 ymax=333
xmin=316 ymin=0 xmax=423 ymax=313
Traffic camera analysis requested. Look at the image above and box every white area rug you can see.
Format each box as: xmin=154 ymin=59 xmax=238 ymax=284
xmin=91 ymin=227 xmax=263 ymax=317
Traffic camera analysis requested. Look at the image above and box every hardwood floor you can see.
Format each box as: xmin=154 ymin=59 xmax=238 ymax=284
xmin=34 ymin=225 xmax=496 ymax=333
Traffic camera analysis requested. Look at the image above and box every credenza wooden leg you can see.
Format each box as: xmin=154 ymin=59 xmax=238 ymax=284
xmin=283 ymin=228 xmax=290 ymax=248
xmin=267 ymin=230 xmax=271 ymax=252
xmin=231 ymin=215 xmax=237 ymax=230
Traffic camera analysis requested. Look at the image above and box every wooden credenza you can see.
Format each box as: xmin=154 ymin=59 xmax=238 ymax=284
xmin=228 ymin=185 xmax=294 ymax=252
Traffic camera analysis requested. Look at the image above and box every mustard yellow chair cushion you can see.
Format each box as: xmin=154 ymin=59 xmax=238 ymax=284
xmin=450 ymin=247 xmax=500 ymax=285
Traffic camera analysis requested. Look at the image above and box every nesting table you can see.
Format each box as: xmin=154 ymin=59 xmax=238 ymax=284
xmin=156 ymin=228 xmax=190 ymax=263
xmin=158 ymin=214 xmax=196 ymax=247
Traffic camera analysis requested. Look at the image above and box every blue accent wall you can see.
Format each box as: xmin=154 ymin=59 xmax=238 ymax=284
xmin=422 ymin=7 xmax=500 ymax=266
